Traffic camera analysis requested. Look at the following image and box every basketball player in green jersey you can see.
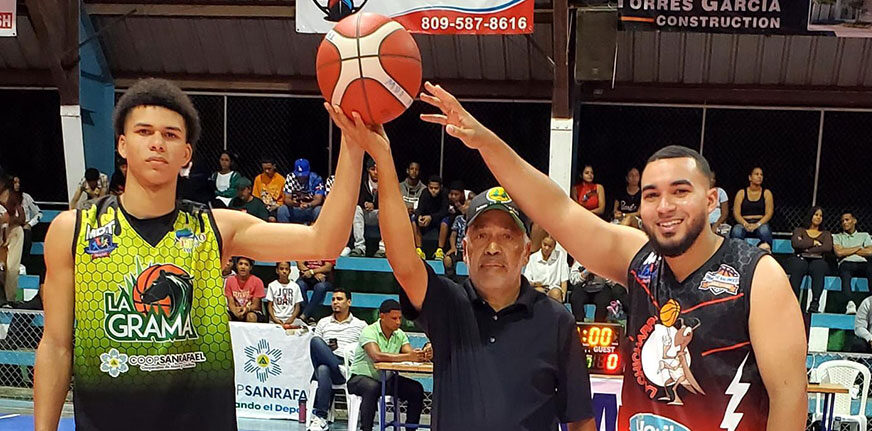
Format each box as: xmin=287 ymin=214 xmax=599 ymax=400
xmin=33 ymin=79 xmax=366 ymax=431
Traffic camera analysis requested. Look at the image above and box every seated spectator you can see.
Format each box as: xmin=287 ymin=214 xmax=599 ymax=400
xmin=279 ymin=158 xmax=325 ymax=225
xmin=399 ymin=161 xmax=425 ymax=216
xmin=612 ymin=167 xmax=641 ymax=228
xmin=833 ymin=212 xmax=872 ymax=311
xmin=109 ymin=158 xmax=127 ymax=196
xmin=569 ymin=261 xmax=612 ymax=322
xmin=296 ymin=258 xmax=335 ymax=323
xmin=70 ymin=168 xmax=109 ymax=209
xmin=12 ymin=176 xmax=40 ymax=262
xmin=229 ymin=178 xmax=269 ymax=221
xmin=266 ymin=262 xmax=303 ymax=326
xmin=436 ymin=180 xmax=468 ymax=260
xmin=443 ymin=193 xmax=472 ymax=279
xmin=730 ymin=167 xmax=774 ymax=250
xmin=523 ymin=235 xmax=570 ymax=301
xmin=708 ymin=171 xmax=730 ymax=235
xmin=0 ymin=180 xmax=25 ymax=303
xmin=210 ymin=152 xmax=242 ymax=208
xmin=413 ymin=175 xmax=449 ymax=260
xmin=308 ymin=289 xmax=367 ymax=431
xmin=570 ymin=165 xmax=605 ymax=217
xmin=350 ymin=158 xmax=384 ymax=257
xmin=253 ymin=157 xmax=285 ymax=221
xmin=224 ymin=257 xmax=267 ymax=323
xmin=785 ymin=206 xmax=833 ymax=313
xmin=852 ymin=295 xmax=872 ymax=353
xmin=347 ymin=300 xmax=428 ymax=431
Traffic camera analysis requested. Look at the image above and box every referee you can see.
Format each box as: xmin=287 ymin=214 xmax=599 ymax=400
xmin=326 ymin=110 xmax=596 ymax=431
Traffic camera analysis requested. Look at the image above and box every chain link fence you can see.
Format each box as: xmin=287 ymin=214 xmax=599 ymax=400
xmin=0 ymin=310 xmax=43 ymax=400
xmin=578 ymin=104 xmax=870 ymax=234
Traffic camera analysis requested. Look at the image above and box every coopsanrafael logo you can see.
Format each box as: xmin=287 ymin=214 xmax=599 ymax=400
xmin=244 ymin=339 xmax=283 ymax=383
xmin=103 ymin=260 xmax=198 ymax=342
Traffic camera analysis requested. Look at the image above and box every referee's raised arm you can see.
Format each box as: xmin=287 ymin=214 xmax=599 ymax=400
xmin=325 ymin=106 xmax=429 ymax=310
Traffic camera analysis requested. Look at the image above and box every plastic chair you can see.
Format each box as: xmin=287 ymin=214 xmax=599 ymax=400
xmin=811 ymin=359 xmax=870 ymax=430
xmin=307 ymin=348 xmax=363 ymax=431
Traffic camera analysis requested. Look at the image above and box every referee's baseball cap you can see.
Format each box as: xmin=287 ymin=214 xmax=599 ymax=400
xmin=465 ymin=187 xmax=528 ymax=233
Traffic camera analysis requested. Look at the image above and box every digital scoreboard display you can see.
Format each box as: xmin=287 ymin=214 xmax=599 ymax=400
xmin=576 ymin=322 xmax=623 ymax=375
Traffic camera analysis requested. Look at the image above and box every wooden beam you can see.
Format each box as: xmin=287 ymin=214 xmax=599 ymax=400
xmin=114 ymin=72 xmax=552 ymax=99
xmin=85 ymin=4 xmax=295 ymax=18
xmin=25 ymin=0 xmax=79 ymax=104
xmin=0 ymin=69 xmax=55 ymax=87
xmin=552 ymin=0 xmax=570 ymax=118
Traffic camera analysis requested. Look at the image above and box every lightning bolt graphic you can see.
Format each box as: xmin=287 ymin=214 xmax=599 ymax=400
xmin=720 ymin=352 xmax=751 ymax=431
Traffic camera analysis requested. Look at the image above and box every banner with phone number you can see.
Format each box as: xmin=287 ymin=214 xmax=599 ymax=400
xmin=296 ymin=0 xmax=534 ymax=35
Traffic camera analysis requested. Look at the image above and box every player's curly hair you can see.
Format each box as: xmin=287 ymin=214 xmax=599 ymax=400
xmin=113 ymin=78 xmax=201 ymax=148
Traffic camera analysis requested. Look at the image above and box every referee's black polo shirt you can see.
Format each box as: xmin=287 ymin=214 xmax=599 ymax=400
xmin=399 ymin=264 xmax=593 ymax=431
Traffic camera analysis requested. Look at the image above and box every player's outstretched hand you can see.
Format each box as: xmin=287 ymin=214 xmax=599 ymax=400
xmin=324 ymin=103 xmax=390 ymax=155
xmin=419 ymin=81 xmax=493 ymax=149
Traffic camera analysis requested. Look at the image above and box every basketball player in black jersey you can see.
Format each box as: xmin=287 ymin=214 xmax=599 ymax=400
xmin=419 ymin=82 xmax=806 ymax=430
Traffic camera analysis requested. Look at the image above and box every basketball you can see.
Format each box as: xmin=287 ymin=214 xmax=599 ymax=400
xmin=659 ymin=299 xmax=681 ymax=327
xmin=133 ymin=264 xmax=186 ymax=316
xmin=316 ymin=12 xmax=422 ymax=125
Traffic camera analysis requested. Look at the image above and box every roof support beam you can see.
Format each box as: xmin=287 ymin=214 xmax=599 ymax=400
xmin=25 ymin=0 xmax=79 ymax=104
xmin=84 ymin=4 xmax=295 ymax=18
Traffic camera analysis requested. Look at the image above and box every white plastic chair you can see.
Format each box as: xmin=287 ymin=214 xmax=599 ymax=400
xmin=811 ymin=359 xmax=870 ymax=430
xmin=307 ymin=348 xmax=363 ymax=431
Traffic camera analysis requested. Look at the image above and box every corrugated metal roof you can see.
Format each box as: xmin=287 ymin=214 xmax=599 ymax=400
xmin=614 ymin=31 xmax=872 ymax=87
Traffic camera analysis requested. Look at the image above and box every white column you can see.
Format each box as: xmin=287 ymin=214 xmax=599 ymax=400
xmin=549 ymin=117 xmax=574 ymax=193
xmin=61 ymin=105 xmax=86 ymax=202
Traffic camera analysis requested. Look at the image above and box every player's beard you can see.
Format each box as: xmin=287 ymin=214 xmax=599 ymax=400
xmin=642 ymin=215 xmax=706 ymax=258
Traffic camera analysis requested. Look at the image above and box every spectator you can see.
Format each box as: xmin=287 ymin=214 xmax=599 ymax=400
xmin=210 ymin=152 xmax=242 ymax=207
xmin=730 ymin=167 xmax=774 ymax=250
xmin=570 ymin=165 xmax=605 ymax=217
xmin=435 ymin=180 xmax=468 ymax=260
xmin=785 ymin=206 xmax=833 ymax=313
xmin=443 ymin=193 xmax=472 ymax=279
xmin=347 ymin=300 xmax=427 ymax=431
xmin=224 ymin=257 xmax=267 ymax=323
xmin=350 ymin=158 xmax=384 ymax=257
xmin=569 ymin=260 xmax=612 ymax=322
xmin=833 ymin=212 xmax=872 ymax=312
xmin=265 ymin=262 xmax=303 ymax=326
xmin=0 ymin=180 xmax=25 ymax=303
xmin=109 ymin=158 xmax=127 ymax=196
xmin=308 ymin=289 xmax=367 ymax=431
xmin=12 ymin=176 xmax=40 ymax=262
xmin=296 ymin=258 xmax=335 ymax=323
xmin=228 ymin=178 xmax=269 ymax=221
xmin=612 ymin=167 xmax=641 ymax=228
xmin=708 ymin=171 xmax=730 ymax=235
xmin=413 ymin=175 xmax=449 ymax=260
xmin=399 ymin=161 xmax=425 ymax=215
xmin=278 ymin=158 xmax=325 ymax=225
xmin=852 ymin=295 xmax=872 ymax=353
xmin=252 ymin=157 xmax=285 ymax=221
xmin=523 ymin=235 xmax=570 ymax=301
xmin=69 ymin=168 xmax=109 ymax=209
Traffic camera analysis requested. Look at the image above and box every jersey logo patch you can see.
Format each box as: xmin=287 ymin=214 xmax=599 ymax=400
xmin=174 ymin=228 xmax=207 ymax=253
xmin=699 ymin=264 xmax=740 ymax=296
xmin=84 ymin=221 xmax=118 ymax=259
xmin=630 ymin=413 xmax=690 ymax=431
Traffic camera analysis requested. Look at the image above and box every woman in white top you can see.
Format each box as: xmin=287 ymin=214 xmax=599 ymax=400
xmin=210 ymin=152 xmax=242 ymax=207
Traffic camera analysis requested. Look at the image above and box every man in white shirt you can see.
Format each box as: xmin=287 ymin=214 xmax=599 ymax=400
xmin=265 ymin=262 xmax=303 ymax=326
xmin=308 ymin=288 xmax=367 ymax=431
xmin=523 ymin=235 xmax=570 ymax=301
xmin=707 ymin=171 xmax=730 ymax=235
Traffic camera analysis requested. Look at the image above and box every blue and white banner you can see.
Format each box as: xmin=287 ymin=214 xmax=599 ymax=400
xmin=296 ymin=0 xmax=534 ymax=34
xmin=231 ymin=322 xmax=314 ymax=421
xmin=0 ymin=0 xmax=15 ymax=37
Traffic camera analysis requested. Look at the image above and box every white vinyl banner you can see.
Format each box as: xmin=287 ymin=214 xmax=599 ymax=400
xmin=296 ymin=0 xmax=533 ymax=34
xmin=0 ymin=0 xmax=15 ymax=37
xmin=231 ymin=322 xmax=314 ymax=421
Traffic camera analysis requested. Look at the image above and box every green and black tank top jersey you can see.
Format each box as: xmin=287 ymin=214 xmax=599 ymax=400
xmin=72 ymin=195 xmax=236 ymax=431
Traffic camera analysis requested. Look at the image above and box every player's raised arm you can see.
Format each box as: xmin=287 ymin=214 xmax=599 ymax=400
xmin=419 ymin=82 xmax=646 ymax=281
xmin=215 ymin=116 xmax=365 ymax=262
